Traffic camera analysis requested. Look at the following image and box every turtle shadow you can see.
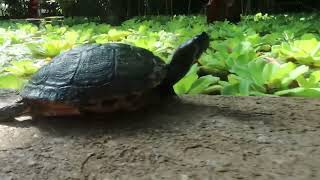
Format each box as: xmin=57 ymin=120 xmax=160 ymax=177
xmin=6 ymin=100 xmax=204 ymax=136
xmin=0 ymin=96 xmax=276 ymax=138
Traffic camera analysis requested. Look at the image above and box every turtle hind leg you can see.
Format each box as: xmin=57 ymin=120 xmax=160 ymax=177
xmin=0 ymin=89 xmax=28 ymax=122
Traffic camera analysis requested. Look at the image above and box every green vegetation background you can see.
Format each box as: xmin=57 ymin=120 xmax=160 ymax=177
xmin=1 ymin=13 xmax=320 ymax=97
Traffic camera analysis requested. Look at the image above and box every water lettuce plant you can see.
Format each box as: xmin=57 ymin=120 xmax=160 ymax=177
xmin=0 ymin=13 xmax=320 ymax=97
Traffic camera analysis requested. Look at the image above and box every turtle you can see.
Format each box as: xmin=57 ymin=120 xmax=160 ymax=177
xmin=0 ymin=32 xmax=209 ymax=121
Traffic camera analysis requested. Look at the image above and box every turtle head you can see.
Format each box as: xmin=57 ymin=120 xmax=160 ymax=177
xmin=159 ymin=32 xmax=210 ymax=95
xmin=180 ymin=32 xmax=210 ymax=63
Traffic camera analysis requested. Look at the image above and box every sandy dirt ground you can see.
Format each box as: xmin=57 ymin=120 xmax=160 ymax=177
xmin=0 ymin=95 xmax=319 ymax=180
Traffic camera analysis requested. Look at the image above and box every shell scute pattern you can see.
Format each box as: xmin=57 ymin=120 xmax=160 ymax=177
xmin=72 ymin=45 xmax=115 ymax=87
xmin=21 ymin=43 xmax=167 ymax=104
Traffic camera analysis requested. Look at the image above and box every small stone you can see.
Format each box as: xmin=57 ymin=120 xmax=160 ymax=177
xmin=27 ymin=159 xmax=37 ymax=167
xmin=2 ymin=166 xmax=12 ymax=173
xmin=257 ymin=135 xmax=270 ymax=144
xmin=206 ymin=160 xmax=218 ymax=167
xmin=181 ymin=174 xmax=189 ymax=180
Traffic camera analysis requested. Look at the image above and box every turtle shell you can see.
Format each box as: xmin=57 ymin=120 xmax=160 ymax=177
xmin=20 ymin=43 xmax=167 ymax=104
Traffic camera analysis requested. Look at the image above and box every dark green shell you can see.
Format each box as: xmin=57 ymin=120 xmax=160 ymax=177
xmin=20 ymin=43 xmax=167 ymax=103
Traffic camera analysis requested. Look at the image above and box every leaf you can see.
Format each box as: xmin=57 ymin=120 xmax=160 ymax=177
xmin=4 ymin=60 xmax=39 ymax=77
xmin=28 ymin=40 xmax=74 ymax=58
xmin=173 ymin=73 xmax=198 ymax=95
xmin=296 ymin=76 xmax=309 ymax=88
xmin=269 ymin=62 xmax=296 ymax=82
xmin=107 ymin=29 xmax=131 ymax=41
xmin=262 ymin=63 xmax=277 ymax=83
xmin=202 ymin=85 xmax=223 ymax=94
xmin=186 ymin=64 xmax=200 ymax=76
xmin=309 ymin=71 xmax=320 ymax=85
xmin=64 ymin=31 xmax=79 ymax=45
xmin=247 ymin=59 xmax=266 ymax=86
xmin=281 ymin=65 xmax=309 ymax=88
xmin=301 ymin=33 xmax=318 ymax=40
xmin=0 ymin=74 xmax=25 ymax=90
xmin=296 ymin=71 xmax=320 ymax=88
xmin=238 ymin=79 xmax=251 ymax=96
xmin=249 ymin=91 xmax=270 ymax=96
xmin=275 ymin=88 xmax=320 ymax=97
xmin=273 ymin=38 xmax=320 ymax=67
xmin=173 ymin=64 xmax=199 ymax=95
xmin=221 ymin=83 xmax=240 ymax=95
xmin=188 ymin=75 xmax=220 ymax=94
xmin=0 ymin=36 xmax=5 ymax=45
xmin=199 ymin=51 xmax=228 ymax=72
xmin=93 ymin=34 xmax=109 ymax=44
xmin=44 ymin=40 xmax=73 ymax=57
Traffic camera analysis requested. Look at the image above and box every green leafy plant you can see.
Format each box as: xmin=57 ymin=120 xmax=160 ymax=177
xmin=174 ymin=64 xmax=220 ymax=95
xmin=27 ymin=39 xmax=74 ymax=58
xmin=4 ymin=60 xmax=39 ymax=77
xmin=1 ymin=13 xmax=320 ymax=97
xmin=272 ymin=36 xmax=320 ymax=67
xmin=0 ymin=74 xmax=25 ymax=90
xmin=0 ymin=60 xmax=40 ymax=90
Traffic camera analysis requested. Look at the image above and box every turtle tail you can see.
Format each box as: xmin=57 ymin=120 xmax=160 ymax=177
xmin=159 ymin=32 xmax=210 ymax=95
xmin=0 ymin=89 xmax=28 ymax=122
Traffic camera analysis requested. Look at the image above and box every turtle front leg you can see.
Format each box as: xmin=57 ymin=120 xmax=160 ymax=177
xmin=0 ymin=89 xmax=28 ymax=122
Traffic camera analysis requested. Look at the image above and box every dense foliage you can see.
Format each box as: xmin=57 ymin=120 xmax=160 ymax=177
xmin=0 ymin=13 xmax=320 ymax=97
xmin=1 ymin=0 xmax=29 ymax=18
xmin=57 ymin=0 xmax=205 ymax=16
